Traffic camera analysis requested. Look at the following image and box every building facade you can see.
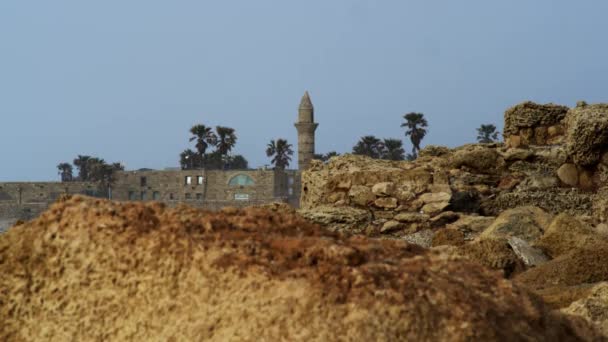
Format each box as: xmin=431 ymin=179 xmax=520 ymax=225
xmin=109 ymin=169 xmax=301 ymax=210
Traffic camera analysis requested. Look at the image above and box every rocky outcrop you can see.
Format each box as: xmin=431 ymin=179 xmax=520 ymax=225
xmin=2 ymin=196 xmax=602 ymax=341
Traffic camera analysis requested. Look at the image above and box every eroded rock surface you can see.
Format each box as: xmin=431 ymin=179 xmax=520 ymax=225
xmin=2 ymin=196 xmax=602 ymax=341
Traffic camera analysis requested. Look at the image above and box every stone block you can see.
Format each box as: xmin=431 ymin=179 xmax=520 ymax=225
xmin=348 ymin=185 xmax=375 ymax=206
xmin=374 ymin=197 xmax=398 ymax=209
xmin=372 ymin=182 xmax=395 ymax=197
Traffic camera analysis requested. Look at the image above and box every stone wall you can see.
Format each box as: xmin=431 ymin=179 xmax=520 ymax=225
xmin=504 ymin=101 xmax=569 ymax=148
xmin=0 ymin=170 xmax=301 ymax=225
xmin=110 ymin=169 xmax=300 ymax=210
xmin=0 ymin=182 xmax=100 ymax=205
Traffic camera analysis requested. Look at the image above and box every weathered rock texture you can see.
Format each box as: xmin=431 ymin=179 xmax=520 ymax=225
xmin=2 ymin=196 xmax=603 ymax=341
xmin=563 ymin=283 xmax=608 ymax=336
xmin=565 ymin=103 xmax=608 ymax=167
xmin=504 ymin=101 xmax=569 ymax=147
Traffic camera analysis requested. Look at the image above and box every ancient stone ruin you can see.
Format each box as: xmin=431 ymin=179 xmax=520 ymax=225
xmin=3 ymin=100 xmax=608 ymax=339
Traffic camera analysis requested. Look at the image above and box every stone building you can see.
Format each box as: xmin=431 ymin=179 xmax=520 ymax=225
xmin=0 ymin=92 xmax=317 ymax=228
xmin=109 ymin=169 xmax=300 ymax=210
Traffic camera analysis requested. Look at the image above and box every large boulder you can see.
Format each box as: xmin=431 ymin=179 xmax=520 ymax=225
xmin=535 ymin=214 xmax=607 ymax=258
xmin=504 ymin=101 xmax=569 ymax=136
xmin=459 ymin=237 xmax=525 ymax=277
xmin=481 ymin=206 xmax=553 ymax=243
xmin=451 ymin=145 xmax=502 ymax=173
xmin=562 ymin=283 xmax=608 ymax=336
xmin=565 ymin=103 xmax=608 ymax=166
xmin=516 ymin=242 xmax=608 ymax=290
xmin=1 ymin=196 xmax=601 ymax=341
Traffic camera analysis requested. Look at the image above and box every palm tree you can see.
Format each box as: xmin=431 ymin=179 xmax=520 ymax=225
xmin=477 ymin=124 xmax=500 ymax=143
xmin=266 ymin=139 xmax=294 ymax=170
xmin=73 ymin=155 xmax=91 ymax=181
xmin=189 ymin=124 xmax=217 ymax=167
xmin=352 ymin=135 xmax=384 ymax=159
xmin=86 ymin=158 xmax=107 ymax=182
xmin=180 ymin=149 xmax=199 ymax=170
xmin=401 ymin=112 xmax=428 ymax=159
xmin=229 ymin=155 xmax=249 ymax=169
xmin=314 ymin=151 xmax=340 ymax=162
xmin=215 ymin=126 xmax=237 ymax=169
xmin=381 ymin=139 xmax=405 ymax=161
xmin=57 ymin=163 xmax=73 ymax=182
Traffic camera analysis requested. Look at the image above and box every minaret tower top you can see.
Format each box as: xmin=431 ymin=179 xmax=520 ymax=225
xmin=298 ymin=91 xmax=314 ymax=122
xmin=295 ymin=91 xmax=318 ymax=170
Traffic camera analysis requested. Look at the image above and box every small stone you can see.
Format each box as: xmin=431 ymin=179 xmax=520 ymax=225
xmin=394 ymin=212 xmax=430 ymax=223
xmin=381 ymin=220 xmax=403 ymax=233
xmin=557 ymin=163 xmax=579 ymax=187
xmin=498 ymin=175 xmax=522 ymax=190
xmin=372 ymin=182 xmax=395 ymax=197
xmin=596 ymin=223 xmax=608 ymax=236
xmin=419 ymin=192 xmax=451 ymax=204
xmin=373 ymin=211 xmax=395 ymax=220
xmin=509 ymin=135 xmax=522 ymax=149
xmin=547 ymin=125 xmax=563 ymax=138
xmin=429 ymin=211 xmax=460 ymax=228
xmin=421 ymin=202 xmax=450 ymax=216
xmin=520 ymin=128 xmax=534 ymax=146
xmin=327 ymin=192 xmax=346 ymax=203
xmin=395 ymin=189 xmax=415 ymax=202
xmin=336 ymin=179 xmax=352 ymax=190
xmin=507 ymin=237 xmax=549 ymax=267
xmin=503 ymin=149 xmax=534 ymax=161
xmin=374 ymin=197 xmax=398 ymax=209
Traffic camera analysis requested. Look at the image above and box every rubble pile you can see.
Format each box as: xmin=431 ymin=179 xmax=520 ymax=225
xmin=298 ymin=101 xmax=608 ymax=335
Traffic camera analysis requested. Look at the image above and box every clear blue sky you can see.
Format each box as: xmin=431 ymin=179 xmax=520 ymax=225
xmin=1 ymin=1 xmax=608 ymax=181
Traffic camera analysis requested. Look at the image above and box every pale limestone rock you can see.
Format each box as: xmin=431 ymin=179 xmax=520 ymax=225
xmin=597 ymin=223 xmax=608 ymax=236
xmin=562 ymin=283 xmax=608 ymax=336
xmin=381 ymin=220 xmax=403 ymax=233
xmin=348 ymin=185 xmax=375 ymax=206
xmin=395 ymin=189 xmax=415 ymax=202
xmin=534 ymin=213 xmax=606 ymax=258
xmin=509 ymin=135 xmax=522 ymax=148
xmin=557 ymin=163 xmax=579 ymax=187
xmin=503 ymin=148 xmax=534 ymax=161
xmin=373 ymin=211 xmax=395 ymax=220
xmin=372 ymin=182 xmax=395 ymax=197
xmin=374 ymin=197 xmax=398 ymax=209
xmin=481 ymin=206 xmax=552 ymax=244
xmin=447 ymin=215 xmax=495 ymax=233
xmin=419 ymin=192 xmax=451 ymax=204
xmin=394 ymin=212 xmax=430 ymax=223
xmin=421 ymin=202 xmax=450 ymax=216
xmin=327 ymin=192 xmax=346 ymax=204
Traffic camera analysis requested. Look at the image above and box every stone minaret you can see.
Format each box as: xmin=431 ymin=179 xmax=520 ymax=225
xmin=294 ymin=91 xmax=318 ymax=170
